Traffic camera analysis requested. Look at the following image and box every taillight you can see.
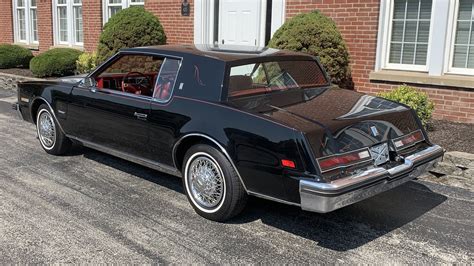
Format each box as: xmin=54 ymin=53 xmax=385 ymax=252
xmin=281 ymin=159 xmax=296 ymax=169
xmin=317 ymin=149 xmax=372 ymax=173
xmin=393 ymin=130 xmax=425 ymax=150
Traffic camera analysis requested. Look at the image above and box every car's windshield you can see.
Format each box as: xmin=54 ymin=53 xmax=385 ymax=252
xmin=227 ymin=60 xmax=328 ymax=99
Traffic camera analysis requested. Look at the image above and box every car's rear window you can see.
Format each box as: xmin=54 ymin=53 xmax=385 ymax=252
xmin=227 ymin=60 xmax=328 ymax=98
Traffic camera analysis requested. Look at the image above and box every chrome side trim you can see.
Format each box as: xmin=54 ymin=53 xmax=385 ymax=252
xmin=69 ymin=136 xmax=182 ymax=177
xmin=301 ymin=145 xmax=444 ymax=194
xmin=172 ymin=133 xmax=249 ymax=192
xmin=30 ymin=97 xmax=67 ymax=135
xmin=247 ymin=191 xmax=300 ymax=207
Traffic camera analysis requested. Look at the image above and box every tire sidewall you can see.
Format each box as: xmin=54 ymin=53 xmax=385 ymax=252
xmin=36 ymin=106 xmax=57 ymax=152
xmin=182 ymin=144 xmax=236 ymax=220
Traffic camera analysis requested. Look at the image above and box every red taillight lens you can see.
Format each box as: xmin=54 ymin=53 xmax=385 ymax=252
xmin=317 ymin=149 xmax=371 ymax=173
xmin=281 ymin=159 xmax=296 ymax=169
xmin=393 ymin=130 xmax=425 ymax=150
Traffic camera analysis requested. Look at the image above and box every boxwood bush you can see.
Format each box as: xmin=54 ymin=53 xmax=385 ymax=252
xmin=268 ymin=10 xmax=351 ymax=88
xmin=378 ymin=85 xmax=435 ymax=127
xmin=97 ymin=7 xmax=166 ymax=63
xmin=30 ymin=48 xmax=83 ymax=77
xmin=76 ymin=52 xmax=98 ymax=74
xmin=0 ymin=44 xmax=34 ymax=69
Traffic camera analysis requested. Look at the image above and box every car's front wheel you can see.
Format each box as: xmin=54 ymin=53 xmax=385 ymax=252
xmin=183 ymin=144 xmax=247 ymax=221
xmin=36 ymin=104 xmax=71 ymax=155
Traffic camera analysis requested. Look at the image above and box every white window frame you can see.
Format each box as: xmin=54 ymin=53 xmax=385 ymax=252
xmin=379 ymin=0 xmax=435 ymax=72
xmin=12 ymin=0 xmax=38 ymax=45
xmin=445 ymin=0 xmax=474 ymax=76
xmin=102 ymin=0 xmax=145 ymax=24
xmin=52 ymin=0 xmax=84 ymax=47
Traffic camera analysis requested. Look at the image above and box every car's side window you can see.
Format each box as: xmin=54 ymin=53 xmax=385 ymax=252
xmin=94 ymin=55 xmax=164 ymax=97
xmin=153 ymin=58 xmax=181 ymax=102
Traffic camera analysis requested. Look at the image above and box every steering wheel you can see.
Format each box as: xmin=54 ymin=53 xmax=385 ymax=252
xmin=121 ymin=71 xmax=150 ymax=95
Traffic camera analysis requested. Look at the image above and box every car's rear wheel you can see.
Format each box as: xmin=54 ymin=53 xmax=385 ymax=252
xmin=183 ymin=144 xmax=247 ymax=221
xmin=36 ymin=104 xmax=71 ymax=155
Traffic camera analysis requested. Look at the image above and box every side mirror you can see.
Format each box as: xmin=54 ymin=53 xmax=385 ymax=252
xmin=79 ymin=77 xmax=97 ymax=88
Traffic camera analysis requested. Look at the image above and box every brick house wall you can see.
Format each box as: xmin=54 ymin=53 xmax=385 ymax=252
xmin=83 ymin=0 xmax=103 ymax=52
xmin=37 ymin=0 xmax=54 ymax=52
xmin=0 ymin=0 xmax=14 ymax=44
xmin=286 ymin=0 xmax=474 ymax=124
xmin=145 ymin=0 xmax=194 ymax=45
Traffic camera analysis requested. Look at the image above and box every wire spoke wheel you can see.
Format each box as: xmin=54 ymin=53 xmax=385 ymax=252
xmin=187 ymin=155 xmax=224 ymax=209
xmin=38 ymin=110 xmax=56 ymax=149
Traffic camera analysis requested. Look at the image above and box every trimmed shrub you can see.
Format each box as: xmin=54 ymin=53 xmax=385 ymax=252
xmin=268 ymin=10 xmax=351 ymax=88
xmin=0 ymin=44 xmax=34 ymax=69
xmin=30 ymin=48 xmax=83 ymax=77
xmin=76 ymin=52 xmax=98 ymax=74
xmin=378 ymin=85 xmax=435 ymax=127
xmin=96 ymin=7 xmax=166 ymax=63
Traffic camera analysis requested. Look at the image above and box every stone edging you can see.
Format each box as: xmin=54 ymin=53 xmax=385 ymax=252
xmin=0 ymin=72 xmax=44 ymax=91
xmin=425 ymin=151 xmax=474 ymax=190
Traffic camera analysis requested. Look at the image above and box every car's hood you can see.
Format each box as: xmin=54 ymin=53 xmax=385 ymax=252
xmin=229 ymin=87 xmax=422 ymax=157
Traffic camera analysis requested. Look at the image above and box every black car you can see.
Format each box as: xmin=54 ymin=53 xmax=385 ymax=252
xmin=14 ymin=45 xmax=444 ymax=221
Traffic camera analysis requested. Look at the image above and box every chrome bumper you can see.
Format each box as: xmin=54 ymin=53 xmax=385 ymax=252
xmin=299 ymin=145 xmax=444 ymax=213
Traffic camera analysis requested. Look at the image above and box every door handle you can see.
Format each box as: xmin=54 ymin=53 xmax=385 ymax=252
xmin=134 ymin=112 xmax=148 ymax=120
xmin=89 ymin=87 xmax=97 ymax=93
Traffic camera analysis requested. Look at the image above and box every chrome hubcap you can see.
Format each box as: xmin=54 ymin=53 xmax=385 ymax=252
xmin=38 ymin=111 xmax=56 ymax=148
xmin=188 ymin=156 xmax=224 ymax=208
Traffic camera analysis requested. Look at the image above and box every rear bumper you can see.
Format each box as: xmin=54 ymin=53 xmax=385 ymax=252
xmin=299 ymin=145 xmax=444 ymax=213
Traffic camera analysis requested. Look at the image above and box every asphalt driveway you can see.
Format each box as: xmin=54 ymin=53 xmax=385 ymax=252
xmin=0 ymin=90 xmax=473 ymax=264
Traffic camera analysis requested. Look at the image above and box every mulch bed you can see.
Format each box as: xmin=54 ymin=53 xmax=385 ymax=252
xmin=0 ymin=68 xmax=36 ymax=78
xmin=428 ymin=120 xmax=474 ymax=153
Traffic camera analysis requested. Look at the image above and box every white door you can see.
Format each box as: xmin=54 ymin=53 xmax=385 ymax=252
xmin=218 ymin=0 xmax=264 ymax=46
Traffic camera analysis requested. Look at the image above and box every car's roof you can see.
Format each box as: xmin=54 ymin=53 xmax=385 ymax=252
xmin=121 ymin=44 xmax=316 ymax=63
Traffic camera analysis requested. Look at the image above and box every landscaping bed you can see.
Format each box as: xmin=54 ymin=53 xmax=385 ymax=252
xmin=0 ymin=68 xmax=35 ymax=78
xmin=428 ymin=119 xmax=474 ymax=153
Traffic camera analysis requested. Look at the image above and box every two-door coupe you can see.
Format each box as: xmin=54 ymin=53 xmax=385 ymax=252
xmin=14 ymin=45 xmax=444 ymax=221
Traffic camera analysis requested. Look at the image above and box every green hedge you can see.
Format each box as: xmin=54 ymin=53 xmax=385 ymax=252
xmin=97 ymin=7 xmax=166 ymax=63
xmin=30 ymin=48 xmax=83 ymax=78
xmin=378 ymin=85 xmax=435 ymax=127
xmin=268 ymin=10 xmax=351 ymax=88
xmin=0 ymin=44 xmax=33 ymax=69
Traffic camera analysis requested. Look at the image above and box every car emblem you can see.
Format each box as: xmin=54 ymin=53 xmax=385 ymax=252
xmin=370 ymin=126 xmax=379 ymax=137
xmin=369 ymin=143 xmax=389 ymax=166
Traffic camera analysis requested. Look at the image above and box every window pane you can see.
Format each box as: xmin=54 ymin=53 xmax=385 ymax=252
xmin=74 ymin=6 xmax=83 ymax=43
xmin=109 ymin=0 xmax=122 ymax=3
xmin=96 ymin=55 xmax=164 ymax=97
xmin=30 ymin=0 xmax=36 ymax=7
xmin=109 ymin=6 xmax=122 ymax=17
xmin=57 ymin=0 xmax=67 ymax=4
xmin=17 ymin=0 xmax=24 ymax=7
xmin=31 ymin=9 xmax=38 ymax=42
xmin=17 ymin=9 xmax=26 ymax=41
xmin=154 ymin=59 xmax=180 ymax=101
xmin=452 ymin=0 xmax=474 ymax=69
xmin=453 ymin=45 xmax=468 ymax=68
xmin=74 ymin=0 xmax=82 ymax=4
xmin=58 ymin=6 xmax=68 ymax=42
xmin=389 ymin=0 xmax=432 ymax=65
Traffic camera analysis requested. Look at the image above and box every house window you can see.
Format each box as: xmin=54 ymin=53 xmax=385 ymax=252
xmin=13 ymin=0 xmax=38 ymax=44
xmin=450 ymin=0 xmax=474 ymax=73
xmin=103 ymin=0 xmax=145 ymax=23
xmin=387 ymin=0 xmax=432 ymax=70
xmin=53 ymin=0 xmax=83 ymax=46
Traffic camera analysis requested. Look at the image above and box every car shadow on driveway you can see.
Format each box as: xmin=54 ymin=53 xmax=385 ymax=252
xmin=78 ymin=146 xmax=447 ymax=252
xmin=231 ymin=181 xmax=447 ymax=251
